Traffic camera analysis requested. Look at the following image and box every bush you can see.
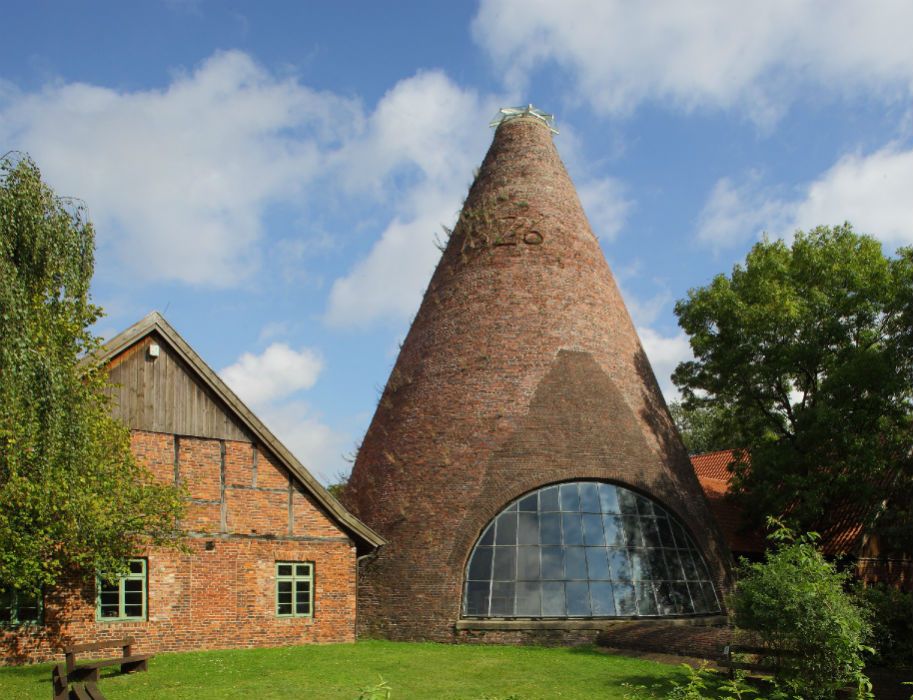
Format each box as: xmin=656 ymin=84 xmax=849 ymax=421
xmin=853 ymin=584 xmax=913 ymax=671
xmin=730 ymin=521 xmax=872 ymax=699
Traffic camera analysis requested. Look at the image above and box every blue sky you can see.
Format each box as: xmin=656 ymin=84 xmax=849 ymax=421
xmin=3 ymin=1 xmax=912 ymax=483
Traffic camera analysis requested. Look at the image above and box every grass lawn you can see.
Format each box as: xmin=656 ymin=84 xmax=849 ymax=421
xmin=0 ymin=640 xmax=698 ymax=699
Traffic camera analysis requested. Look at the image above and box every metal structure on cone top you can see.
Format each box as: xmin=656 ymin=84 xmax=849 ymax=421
xmin=343 ymin=110 xmax=733 ymax=642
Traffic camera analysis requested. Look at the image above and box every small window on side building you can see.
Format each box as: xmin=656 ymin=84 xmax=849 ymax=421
xmin=0 ymin=588 xmax=42 ymax=625
xmin=97 ymin=559 xmax=147 ymax=622
xmin=276 ymin=562 xmax=313 ymax=618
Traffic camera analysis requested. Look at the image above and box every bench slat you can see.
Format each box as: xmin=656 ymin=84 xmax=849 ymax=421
xmin=64 ymin=638 xmax=134 ymax=655
xmin=75 ymin=654 xmax=152 ymax=670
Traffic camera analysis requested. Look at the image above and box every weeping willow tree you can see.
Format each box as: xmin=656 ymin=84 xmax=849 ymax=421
xmin=0 ymin=154 xmax=184 ymax=596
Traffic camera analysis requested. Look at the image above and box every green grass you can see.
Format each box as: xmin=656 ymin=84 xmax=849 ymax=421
xmin=0 ymin=640 xmax=690 ymax=699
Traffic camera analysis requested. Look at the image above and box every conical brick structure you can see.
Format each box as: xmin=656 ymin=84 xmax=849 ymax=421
xmin=345 ymin=111 xmax=732 ymax=641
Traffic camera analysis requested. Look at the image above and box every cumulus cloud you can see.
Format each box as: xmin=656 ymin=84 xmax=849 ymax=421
xmin=220 ymin=343 xmax=345 ymax=483
xmin=697 ymin=144 xmax=913 ymax=249
xmin=221 ymin=343 xmax=323 ymax=406
xmin=0 ymin=51 xmax=360 ymax=286
xmin=325 ymin=72 xmax=503 ymax=327
xmin=637 ymin=326 xmax=692 ymax=401
xmin=577 ymin=177 xmax=632 ymax=241
xmin=473 ymin=0 xmax=913 ymax=124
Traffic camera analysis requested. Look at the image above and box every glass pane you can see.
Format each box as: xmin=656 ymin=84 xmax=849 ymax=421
xmin=561 ymin=513 xmax=583 ymax=545
xmin=540 ymin=547 xmax=564 ymax=579
xmin=582 ymin=514 xmax=605 ymax=546
xmin=465 ymin=581 xmax=490 ymax=615
xmin=590 ymin=582 xmax=615 ymax=615
xmin=585 ymin=548 xmax=610 ymax=580
xmin=670 ymin=520 xmax=690 ymax=549
xmin=701 ymin=582 xmax=720 ymax=613
xmin=621 ymin=516 xmax=643 ymax=547
xmin=478 ymin=523 xmax=495 ymax=546
xmin=0 ymin=606 xmax=10 ymax=623
xmin=539 ymin=513 xmax=561 ymax=545
xmin=516 ymin=582 xmax=541 ymax=616
xmin=295 ymin=564 xmax=310 ymax=577
xmin=635 ymin=495 xmax=655 ymax=516
xmin=642 ymin=518 xmax=662 ymax=548
xmin=296 ymin=600 xmax=311 ymax=615
xmin=614 ymin=583 xmax=637 ymax=615
xmin=656 ymin=517 xmax=675 ymax=548
xmin=559 ymin=483 xmax=580 ymax=511
xmin=124 ymin=605 xmax=142 ymax=618
xmin=541 ymin=581 xmax=565 ymax=616
xmin=468 ymin=547 xmax=493 ymax=580
xmin=278 ymin=581 xmax=292 ymax=594
xmin=517 ymin=547 xmax=540 ymax=580
xmin=665 ymin=549 xmax=686 ymax=580
xmin=519 ymin=494 xmax=538 ymax=511
xmin=655 ymin=581 xmax=678 ymax=615
xmin=492 ymin=547 xmax=516 ymax=580
xmin=129 ymin=560 xmax=144 ymax=575
xmin=100 ymin=604 xmax=119 ymax=618
xmin=629 ymin=551 xmax=648 ymax=580
xmin=518 ymin=513 xmax=539 ymax=545
xmin=539 ymin=486 xmax=560 ymax=511
xmin=506 ymin=502 xmax=518 ymax=512
xmin=490 ymin=582 xmax=515 ymax=616
xmin=617 ymin=489 xmax=638 ymax=515
xmin=566 ymin=582 xmax=591 ymax=616
xmin=295 ymin=581 xmax=310 ymax=597
xmin=277 ymin=564 xmax=293 ymax=577
xmin=636 ymin=583 xmax=658 ymax=615
xmin=598 ymin=483 xmax=620 ymax=513
xmin=565 ymin=547 xmax=587 ymax=579
xmin=278 ymin=602 xmax=292 ymax=615
xmin=648 ymin=549 xmax=669 ymax=580
xmin=603 ymin=515 xmax=625 ymax=546
xmin=124 ymin=591 xmax=142 ymax=606
xmin=100 ymin=591 xmax=119 ymax=606
xmin=681 ymin=552 xmax=702 ymax=581
xmin=609 ymin=549 xmax=631 ymax=581
xmin=579 ymin=483 xmax=600 ymax=512
xmin=495 ymin=511 xmax=517 ymax=545
xmin=17 ymin=605 xmax=39 ymax=622
xmin=124 ymin=579 xmax=143 ymax=592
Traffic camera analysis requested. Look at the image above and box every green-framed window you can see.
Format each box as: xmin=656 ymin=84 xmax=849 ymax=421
xmin=97 ymin=559 xmax=147 ymax=621
xmin=0 ymin=588 xmax=42 ymax=626
xmin=276 ymin=562 xmax=313 ymax=618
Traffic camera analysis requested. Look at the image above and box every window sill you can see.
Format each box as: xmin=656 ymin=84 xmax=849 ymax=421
xmin=455 ymin=615 xmax=729 ymax=631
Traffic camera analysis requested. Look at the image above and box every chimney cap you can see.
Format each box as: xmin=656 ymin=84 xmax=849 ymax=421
xmin=489 ymin=104 xmax=558 ymax=134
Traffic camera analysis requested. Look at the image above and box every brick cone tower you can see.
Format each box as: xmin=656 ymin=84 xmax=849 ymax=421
xmin=344 ymin=109 xmax=732 ymax=641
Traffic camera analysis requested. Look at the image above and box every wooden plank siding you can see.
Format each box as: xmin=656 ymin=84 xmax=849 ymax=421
xmin=105 ymin=333 xmax=251 ymax=442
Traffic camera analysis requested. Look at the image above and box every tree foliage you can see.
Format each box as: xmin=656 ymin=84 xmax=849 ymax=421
xmin=673 ymin=224 xmax=913 ymax=546
xmin=668 ymin=400 xmax=734 ymax=455
xmin=0 ymin=154 xmax=184 ymax=594
xmin=731 ymin=521 xmax=873 ymax=700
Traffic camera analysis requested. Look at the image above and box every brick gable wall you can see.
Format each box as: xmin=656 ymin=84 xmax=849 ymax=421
xmin=1 ymin=431 xmax=357 ymax=664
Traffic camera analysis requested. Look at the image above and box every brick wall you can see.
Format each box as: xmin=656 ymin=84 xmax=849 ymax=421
xmin=1 ymin=431 xmax=357 ymax=664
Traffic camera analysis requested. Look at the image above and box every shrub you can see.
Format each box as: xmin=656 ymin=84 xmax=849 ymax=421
xmin=853 ymin=583 xmax=913 ymax=671
xmin=730 ymin=520 xmax=872 ymax=699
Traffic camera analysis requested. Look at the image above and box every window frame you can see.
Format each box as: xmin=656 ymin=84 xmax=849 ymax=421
xmin=0 ymin=588 xmax=43 ymax=627
xmin=275 ymin=561 xmax=314 ymax=619
xmin=96 ymin=558 xmax=147 ymax=622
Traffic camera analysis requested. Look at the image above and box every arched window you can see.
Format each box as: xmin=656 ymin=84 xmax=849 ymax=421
xmin=463 ymin=482 xmax=720 ymax=618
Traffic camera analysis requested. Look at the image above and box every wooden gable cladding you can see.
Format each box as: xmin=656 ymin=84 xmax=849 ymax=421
xmin=105 ymin=333 xmax=251 ymax=442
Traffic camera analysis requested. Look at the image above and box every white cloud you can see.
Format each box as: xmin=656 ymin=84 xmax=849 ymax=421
xmin=696 ymin=175 xmax=792 ymax=249
xmin=219 ymin=344 xmax=344 ymax=483
xmin=252 ymin=400 xmax=350 ymax=485
xmin=325 ymin=72 xmax=503 ymax=327
xmin=0 ymin=51 xmax=361 ymax=286
xmin=792 ymin=145 xmax=913 ymax=246
xmin=221 ymin=343 xmax=323 ymax=405
xmin=473 ymin=0 xmax=913 ymax=124
xmin=697 ymin=144 xmax=913 ymax=249
xmin=577 ymin=177 xmax=632 ymax=241
xmin=637 ymin=326 xmax=692 ymax=401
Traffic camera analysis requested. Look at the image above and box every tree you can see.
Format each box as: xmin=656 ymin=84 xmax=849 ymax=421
xmin=730 ymin=521 xmax=872 ymax=699
xmin=673 ymin=224 xmax=913 ymax=546
xmin=668 ymin=400 xmax=735 ymax=454
xmin=0 ymin=154 xmax=184 ymax=596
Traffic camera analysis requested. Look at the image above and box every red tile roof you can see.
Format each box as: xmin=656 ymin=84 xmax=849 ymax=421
xmin=690 ymin=449 xmax=870 ymax=557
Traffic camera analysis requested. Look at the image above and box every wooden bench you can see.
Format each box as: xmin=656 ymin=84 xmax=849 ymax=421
xmin=52 ymin=664 xmax=107 ymax=700
xmin=720 ymin=644 xmax=797 ymax=677
xmin=63 ymin=638 xmax=152 ymax=683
